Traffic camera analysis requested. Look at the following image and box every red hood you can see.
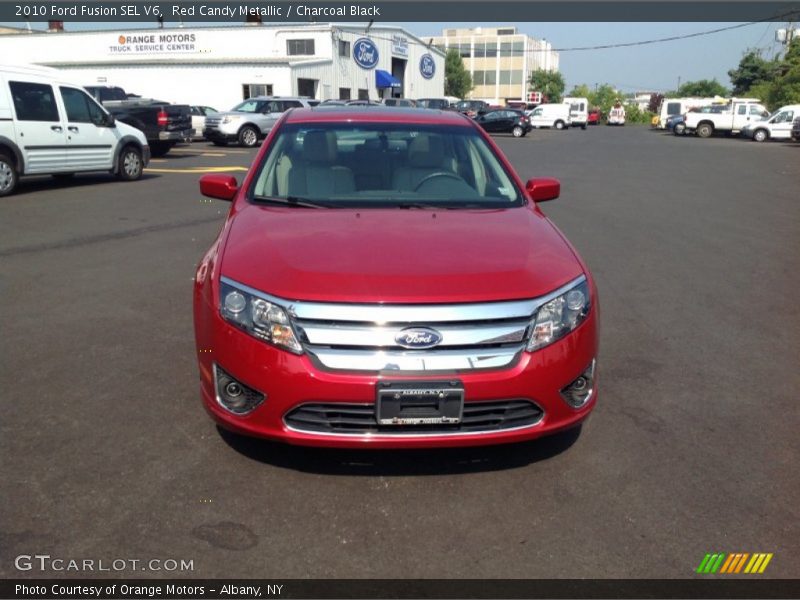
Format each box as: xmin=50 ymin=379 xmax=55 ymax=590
xmin=219 ymin=205 xmax=583 ymax=303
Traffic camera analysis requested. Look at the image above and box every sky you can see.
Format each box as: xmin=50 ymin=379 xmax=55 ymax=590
xmin=1 ymin=20 xmax=790 ymax=93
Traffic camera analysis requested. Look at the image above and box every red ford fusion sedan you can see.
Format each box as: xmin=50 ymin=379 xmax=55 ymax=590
xmin=194 ymin=106 xmax=599 ymax=448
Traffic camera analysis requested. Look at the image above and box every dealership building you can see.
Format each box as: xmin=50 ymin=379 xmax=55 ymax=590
xmin=0 ymin=23 xmax=446 ymax=110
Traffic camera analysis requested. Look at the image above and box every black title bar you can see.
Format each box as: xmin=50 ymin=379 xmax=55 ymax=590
xmin=3 ymin=1 xmax=800 ymax=22
xmin=3 ymin=579 xmax=800 ymax=599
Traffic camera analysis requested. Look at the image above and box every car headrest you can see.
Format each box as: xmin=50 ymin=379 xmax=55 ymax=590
xmin=303 ymin=130 xmax=335 ymax=163
xmin=408 ymin=135 xmax=445 ymax=168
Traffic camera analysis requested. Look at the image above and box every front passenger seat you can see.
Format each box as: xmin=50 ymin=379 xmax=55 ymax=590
xmin=287 ymin=130 xmax=355 ymax=197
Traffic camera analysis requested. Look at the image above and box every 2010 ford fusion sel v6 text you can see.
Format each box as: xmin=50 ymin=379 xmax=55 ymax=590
xmin=193 ymin=107 xmax=599 ymax=448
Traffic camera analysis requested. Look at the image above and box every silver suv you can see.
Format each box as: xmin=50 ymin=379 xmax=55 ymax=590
xmin=203 ymin=96 xmax=319 ymax=147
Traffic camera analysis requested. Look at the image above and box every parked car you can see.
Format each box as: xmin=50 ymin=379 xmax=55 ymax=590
xmin=454 ymin=99 xmax=489 ymax=118
xmin=474 ymin=108 xmax=532 ymax=137
xmin=671 ymin=105 xmax=727 ymax=136
xmin=382 ymin=98 xmax=416 ymax=107
xmin=607 ymin=104 xmax=626 ymax=126
xmin=527 ymin=103 xmax=571 ymax=129
xmin=793 ymin=115 xmax=800 ymax=141
xmin=740 ymin=105 xmax=800 ymax=142
xmin=203 ymin=96 xmax=320 ymax=147
xmin=563 ymin=96 xmax=589 ymax=129
xmin=190 ymin=105 xmax=218 ymax=139
xmin=657 ymin=97 xmax=723 ymax=129
xmin=194 ymin=106 xmax=599 ymax=448
xmin=683 ymin=98 xmax=769 ymax=138
xmin=416 ymin=98 xmax=451 ymax=110
xmin=0 ymin=64 xmax=149 ymax=197
xmin=587 ymin=109 xmax=601 ymax=125
xmin=84 ymin=85 xmax=192 ymax=157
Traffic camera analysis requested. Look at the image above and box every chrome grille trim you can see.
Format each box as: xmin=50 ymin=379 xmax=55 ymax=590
xmin=219 ymin=275 xmax=586 ymax=373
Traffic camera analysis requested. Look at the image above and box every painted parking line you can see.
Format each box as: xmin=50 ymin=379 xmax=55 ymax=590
xmin=171 ymin=148 xmax=252 ymax=155
xmin=145 ymin=166 xmax=249 ymax=174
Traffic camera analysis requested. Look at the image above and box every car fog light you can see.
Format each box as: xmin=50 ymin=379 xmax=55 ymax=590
xmin=214 ymin=364 xmax=265 ymax=415
xmin=560 ymin=359 xmax=596 ymax=409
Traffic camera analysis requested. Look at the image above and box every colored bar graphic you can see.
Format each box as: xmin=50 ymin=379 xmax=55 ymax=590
xmin=758 ymin=553 xmax=773 ymax=573
xmin=700 ymin=552 xmax=774 ymax=574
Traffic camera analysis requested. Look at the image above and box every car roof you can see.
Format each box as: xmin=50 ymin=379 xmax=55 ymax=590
xmin=285 ymin=106 xmax=473 ymax=126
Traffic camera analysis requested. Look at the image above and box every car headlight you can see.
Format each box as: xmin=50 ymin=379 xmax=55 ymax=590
xmin=221 ymin=115 xmax=242 ymax=124
xmin=219 ymin=280 xmax=303 ymax=354
xmin=526 ymin=278 xmax=591 ymax=352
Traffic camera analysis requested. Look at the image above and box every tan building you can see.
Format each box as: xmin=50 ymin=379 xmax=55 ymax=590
xmin=0 ymin=25 xmax=30 ymax=34
xmin=432 ymin=26 xmax=559 ymax=103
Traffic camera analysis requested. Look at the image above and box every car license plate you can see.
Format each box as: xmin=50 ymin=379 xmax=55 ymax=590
xmin=376 ymin=381 xmax=464 ymax=426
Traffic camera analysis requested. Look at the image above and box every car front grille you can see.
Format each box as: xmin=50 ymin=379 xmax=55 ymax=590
xmin=284 ymin=399 xmax=544 ymax=435
xmin=205 ymin=116 xmax=222 ymax=128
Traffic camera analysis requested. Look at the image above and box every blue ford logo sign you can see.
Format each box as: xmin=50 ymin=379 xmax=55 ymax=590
xmin=419 ymin=54 xmax=436 ymax=79
xmin=395 ymin=327 xmax=443 ymax=349
xmin=353 ymin=38 xmax=379 ymax=70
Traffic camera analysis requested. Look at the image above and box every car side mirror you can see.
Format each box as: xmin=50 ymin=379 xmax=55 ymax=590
xmin=102 ymin=113 xmax=116 ymax=127
xmin=525 ymin=178 xmax=560 ymax=202
xmin=199 ymin=174 xmax=238 ymax=201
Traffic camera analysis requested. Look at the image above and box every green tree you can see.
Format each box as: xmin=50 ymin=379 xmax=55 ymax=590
xmin=728 ymin=50 xmax=778 ymax=96
xmin=530 ymin=69 xmax=565 ymax=103
xmin=444 ymin=49 xmax=472 ymax=99
xmin=675 ymin=79 xmax=729 ymax=97
xmin=589 ymin=84 xmax=621 ymax=114
xmin=762 ymin=39 xmax=800 ymax=108
xmin=567 ymin=83 xmax=592 ymax=98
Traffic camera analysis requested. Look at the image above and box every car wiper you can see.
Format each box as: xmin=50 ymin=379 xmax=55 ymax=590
xmin=252 ymin=195 xmax=331 ymax=208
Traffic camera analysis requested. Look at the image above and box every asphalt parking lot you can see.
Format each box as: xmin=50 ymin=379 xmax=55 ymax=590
xmin=1 ymin=127 xmax=798 ymax=579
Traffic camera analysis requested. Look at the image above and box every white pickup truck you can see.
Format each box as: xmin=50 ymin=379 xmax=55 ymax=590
xmin=683 ymin=98 xmax=770 ymax=138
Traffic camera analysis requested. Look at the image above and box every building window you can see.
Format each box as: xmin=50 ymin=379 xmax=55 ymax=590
xmin=485 ymin=42 xmax=497 ymax=58
xmin=473 ymin=71 xmax=484 ymax=86
xmin=500 ymin=41 xmax=512 ymax=57
xmin=499 ymin=70 xmax=511 ymax=85
xmin=497 ymin=28 xmax=515 ymax=36
xmin=339 ymin=88 xmax=351 ymax=100
xmin=9 ymin=81 xmax=60 ymax=121
xmin=484 ymin=70 xmax=497 ymax=85
xmin=473 ymin=42 xmax=485 ymax=58
xmin=287 ymin=39 xmax=315 ymax=56
xmin=511 ymin=70 xmax=523 ymax=84
xmin=358 ymin=89 xmax=369 ymax=100
xmin=512 ymin=40 xmax=524 ymax=55
xmin=243 ymin=84 xmax=273 ymax=99
xmin=338 ymin=40 xmax=350 ymax=57
xmin=458 ymin=43 xmax=471 ymax=58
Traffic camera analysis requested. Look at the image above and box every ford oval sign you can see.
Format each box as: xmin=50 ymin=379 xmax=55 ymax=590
xmin=395 ymin=327 xmax=443 ymax=349
xmin=419 ymin=54 xmax=436 ymax=79
xmin=353 ymin=38 xmax=379 ymax=70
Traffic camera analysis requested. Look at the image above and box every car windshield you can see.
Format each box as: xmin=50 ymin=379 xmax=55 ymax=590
xmin=250 ymin=122 xmax=523 ymax=208
xmin=232 ymin=100 xmax=262 ymax=113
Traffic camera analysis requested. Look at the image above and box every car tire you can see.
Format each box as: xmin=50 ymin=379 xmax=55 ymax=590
xmin=512 ymin=125 xmax=524 ymax=138
xmin=753 ymin=129 xmax=768 ymax=142
xmin=582 ymin=124 xmax=587 ymax=130
xmin=673 ymin=123 xmax=686 ymax=136
xmin=555 ymin=120 xmax=565 ymax=130
xmin=238 ymin=126 xmax=259 ymax=148
xmin=212 ymin=140 xmax=228 ymax=147
xmin=117 ymin=145 xmax=144 ymax=181
xmin=696 ymin=123 xmax=713 ymax=138
xmin=149 ymin=142 xmax=174 ymax=158
xmin=0 ymin=151 xmax=18 ymax=197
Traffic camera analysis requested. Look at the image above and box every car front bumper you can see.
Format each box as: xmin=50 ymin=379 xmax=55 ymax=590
xmin=194 ymin=297 xmax=599 ymax=449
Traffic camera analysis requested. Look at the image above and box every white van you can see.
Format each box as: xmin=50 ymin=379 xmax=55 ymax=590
xmin=0 ymin=64 xmax=149 ymax=197
xmin=741 ymin=104 xmax=800 ymax=142
xmin=563 ymin=96 xmax=589 ymax=129
xmin=607 ymin=104 xmax=626 ymax=126
xmin=527 ymin=103 xmax=571 ymax=130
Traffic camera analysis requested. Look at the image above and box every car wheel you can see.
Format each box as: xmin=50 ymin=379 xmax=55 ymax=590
xmin=149 ymin=142 xmax=174 ymax=158
xmin=512 ymin=125 xmax=524 ymax=138
xmin=582 ymin=124 xmax=587 ymax=130
xmin=0 ymin=152 xmax=18 ymax=197
xmin=673 ymin=123 xmax=686 ymax=136
xmin=117 ymin=146 xmax=144 ymax=181
xmin=753 ymin=129 xmax=768 ymax=142
xmin=238 ymin=126 xmax=259 ymax=147
xmin=555 ymin=120 xmax=565 ymax=130
xmin=696 ymin=123 xmax=713 ymax=138
xmin=212 ymin=140 xmax=228 ymax=147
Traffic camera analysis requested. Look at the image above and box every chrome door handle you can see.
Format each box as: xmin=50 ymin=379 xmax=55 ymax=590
xmin=68 ymin=126 xmax=79 ymax=133
xmin=51 ymin=125 xmax=63 ymax=132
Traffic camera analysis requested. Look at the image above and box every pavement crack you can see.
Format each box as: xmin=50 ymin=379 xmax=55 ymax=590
xmin=0 ymin=216 xmax=222 ymax=258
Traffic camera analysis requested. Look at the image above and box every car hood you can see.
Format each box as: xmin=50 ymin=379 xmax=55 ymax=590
xmin=220 ymin=205 xmax=584 ymax=304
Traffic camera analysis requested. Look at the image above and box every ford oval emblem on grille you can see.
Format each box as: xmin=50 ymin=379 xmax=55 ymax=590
xmin=394 ymin=327 xmax=443 ymax=349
